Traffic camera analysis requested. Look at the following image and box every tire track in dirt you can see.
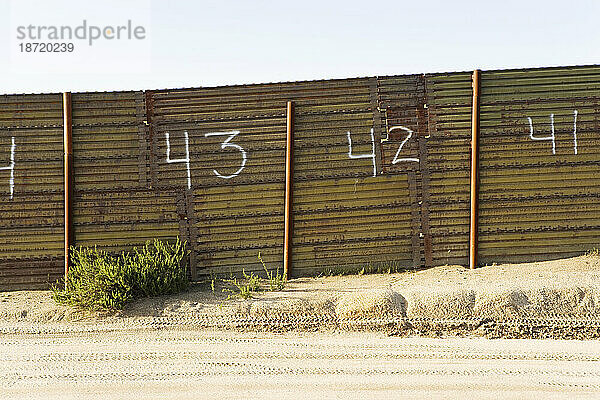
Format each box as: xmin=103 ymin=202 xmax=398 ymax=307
xmin=2 ymin=331 xmax=600 ymax=398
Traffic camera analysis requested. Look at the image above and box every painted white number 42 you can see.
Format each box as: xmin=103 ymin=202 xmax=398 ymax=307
xmin=347 ymin=126 xmax=419 ymax=177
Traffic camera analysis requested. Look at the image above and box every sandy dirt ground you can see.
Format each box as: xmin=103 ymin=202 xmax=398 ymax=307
xmin=1 ymin=256 xmax=600 ymax=398
xmin=1 ymin=330 xmax=600 ymax=399
xmin=1 ymin=255 xmax=600 ymax=338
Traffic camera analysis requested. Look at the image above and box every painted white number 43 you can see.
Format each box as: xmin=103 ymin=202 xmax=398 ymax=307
xmin=165 ymin=130 xmax=247 ymax=189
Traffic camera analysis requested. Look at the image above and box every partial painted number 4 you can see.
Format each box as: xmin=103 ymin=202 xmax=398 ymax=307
xmin=0 ymin=137 xmax=15 ymax=199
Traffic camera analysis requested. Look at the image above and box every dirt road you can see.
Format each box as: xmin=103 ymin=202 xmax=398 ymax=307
xmin=1 ymin=330 xmax=599 ymax=399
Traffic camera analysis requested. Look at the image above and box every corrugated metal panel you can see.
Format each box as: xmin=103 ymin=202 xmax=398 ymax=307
xmin=147 ymin=83 xmax=288 ymax=277
xmin=425 ymin=72 xmax=472 ymax=266
xmin=291 ymin=77 xmax=414 ymax=275
xmin=71 ymin=91 xmax=180 ymax=256
xmin=478 ymin=65 xmax=600 ymax=263
xmin=0 ymin=94 xmax=64 ymax=290
xmin=375 ymin=72 xmax=472 ymax=268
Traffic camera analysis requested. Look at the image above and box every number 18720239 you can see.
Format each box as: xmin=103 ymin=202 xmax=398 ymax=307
xmin=19 ymin=42 xmax=74 ymax=52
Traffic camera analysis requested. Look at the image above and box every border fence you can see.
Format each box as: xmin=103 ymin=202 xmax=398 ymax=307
xmin=2 ymin=64 xmax=600 ymax=290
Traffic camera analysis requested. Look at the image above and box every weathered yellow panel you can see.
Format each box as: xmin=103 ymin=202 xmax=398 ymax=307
xmin=0 ymin=94 xmax=64 ymax=289
xmin=478 ymin=65 xmax=600 ymax=264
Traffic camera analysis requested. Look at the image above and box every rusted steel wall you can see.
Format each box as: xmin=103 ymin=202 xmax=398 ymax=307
xmin=0 ymin=94 xmax=64 ymax=289
xmin=3 ymin=65 xmax=600 ymax=290
xmin=146 ymin=78 xmax=417 ymax=278
xmin=478 ymin=65 xmax=600 ymax=263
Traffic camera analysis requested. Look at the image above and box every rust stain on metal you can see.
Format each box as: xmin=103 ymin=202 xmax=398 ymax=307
xmin=185 ymin=188 xmax=198 ymax=280
xmin=369 ymin=77 xmax=384 ymax=172
xmin=136 ymin=93 xmax=149 ymax=187
xmin=416 ymin=75 xmax=433 ymax=268
xmin=144 ymin=91 xmax=157 ymax=189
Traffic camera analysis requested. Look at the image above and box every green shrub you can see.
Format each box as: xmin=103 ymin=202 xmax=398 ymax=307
xmin=222 ymin=269 xmax=262 ymax=300
xmin=259 ymin=252 xmax=286 ymax=291
xmin=53 ymin=238 xmax=188 ymax=311
xmin=127 ymin=239 xmax=189 ymax=297
xmin=220 ymin=253 xmax=286 ymax=300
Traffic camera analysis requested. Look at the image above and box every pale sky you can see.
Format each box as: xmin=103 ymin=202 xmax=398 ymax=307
xmin=0 ymin=0 xmax=599 ymax=94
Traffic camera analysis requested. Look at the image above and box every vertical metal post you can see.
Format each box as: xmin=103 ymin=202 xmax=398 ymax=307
xmin=470 ymin=70 xmax=481 ymax=270
xmin=283 ymin=101 xmax=294 ymax=280
xmin=63 ymin=92 xmax=73 ymax=282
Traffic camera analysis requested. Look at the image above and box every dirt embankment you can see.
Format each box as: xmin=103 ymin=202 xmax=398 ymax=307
xmin=1 ymin=255 xmax=600 ymax=338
